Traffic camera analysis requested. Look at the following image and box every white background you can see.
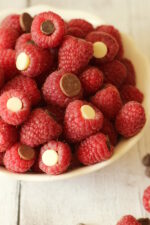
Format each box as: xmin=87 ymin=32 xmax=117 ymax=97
xmin=0 ymin=0 xmax=150 ymax=225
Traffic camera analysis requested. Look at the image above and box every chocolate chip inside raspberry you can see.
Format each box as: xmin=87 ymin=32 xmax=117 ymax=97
xmin=27 ymin=40 xmax=35 ymax=45
xmin=60 ymin=73 xmax=81 ymax=97
xmin=137 ymin=218 xmax=150 ymax=225
xmin=40 ymin=20 xmax=55 ymax=35
xmin=18 ymin=145 xmax=35 ymax=160
xmin=20 ymin=13 xmax=33 ymax=32
xmin=142 ymin=154 xmax=150 ymax=167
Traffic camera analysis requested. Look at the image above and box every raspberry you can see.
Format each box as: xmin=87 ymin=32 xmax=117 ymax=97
xmin=77 ymin=133 xmax=114 ymax=165
xmin=0 ymin=152 xmax=4 ymax=166
xmin=67 ymin=26 xmax=85 ymax=38
xmin=120 ymin=85 xmax=144 ymax=103
xmin=117 ymin=215 xmax=140 ymax=225
xmin=58 ymin=35 xmax=93 ymax=74
xmin=100 ymin=60 xmax=127 ymax=88
xmin=1 ymin=14 xmax=23 ymax=34
xmin=31 ymin=152 xmax=43 ymax=173
xmin=91 ymin=85 xmax=122 ymax=120
xmin=64 ymin=100 xmax=104 ymax=143
xmin=42 ymin=70 xmax=83 ymax=108
xmin=1 ymin=75 xmax=41 ymax=106
xmin=68 ymin=19 xmax=94 ymax=37
xmin=0 ymin=89 xmax=31 ymax=125
xmin=121 ymin=58 xmax=136 ymax=86
xmin=0 ymin=67 xmax=5 ymax=89
xmin=86 ymin=31 xmax=119 ymax=63
xmin=39 ymin=140 xmax=72 ymax=175
xmin=3 ymin=143 xmax=36 ymax=173
xmin=20 ymin=108 xmax=62 ymax=147
xmin=96 ymin=25 xmax=124 ymax=58
xmin=101 ymin=117 xmax=118 ymax=146
xmin=0 ymin=118 xmax=18 ymax=152
xmin=143 ymin=186 xmax=150 ymax=212
xmin=0 ymin=27 xmax=20 ymax=49
xmin=31 ymin=11 xmax=65 ymax=48
xmin=115 ymin=101 xmax=146 ymax=138
xmin=79 ymin=67 xmax=103 ymax=96
xmin=15 ymin=33 xmax=35 ymax=51
xmin=0 ymin=49 xmax=18 ymax=81
xmin=46 ymin=105 xmax=65 ymax=124
xmin=16 ymin=44 xmax=53 ymax=77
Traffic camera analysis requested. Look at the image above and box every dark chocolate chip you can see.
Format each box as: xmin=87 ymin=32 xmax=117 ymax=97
xmin=27 ymin=40 xmax=35 ymax=45
xmin=40 ymin=20 xmax=55 ymax=35
xmin=138 ymin=218 xmax=150 ymax=225
xmin=142 ymin=154 xmax=150 ymax=167
xmin=20 ymin=12 xmax=33 ymax=33
xmin=18 ymin=145 xmax=35 ymax=160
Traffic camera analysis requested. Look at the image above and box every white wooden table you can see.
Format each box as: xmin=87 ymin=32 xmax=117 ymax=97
xmin=0 ymin=0 xmax=150 ymax=224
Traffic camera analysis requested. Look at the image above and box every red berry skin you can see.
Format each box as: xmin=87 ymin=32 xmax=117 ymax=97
xmin=0 ymin=152 xmax=4 ymax=166
xmin=77 ymin=133 xmax=114 ymax=165
xmin=1 ymin=75 xmax=41 ymax=106
xmin=143 ymin=186 xmax=150 ymax=212
xmin=0 ymin=27 xmax=20 ymax=50
xmin=0 ymin=67 xmax=5 ymax=89
xmin=115 ymin=101 xmax=146 ymax=138
xmin=96 ymin=25 xmax=124 ymax=59
xmin=42 ymin=70 xmax=83 ymax=108
xmin=3 ymin=143 xmax=36 ymax=173
xmin=67 ymin=26 xmax=85 ymax=38
xmin=0 ymin=118 xmax=18 ymax=152
xmin=102 ymin=117 xmax=118 ymax=146
xmin=120 ymin=85 xmax=144 ymax=103
xmin=39 ymin=141 xmax=72 ymax=175
xmin=0 ymin=49 xmax=18 ymax=81
xmin=20 ymin=108 xmax=62 ymax=147
xmin=86 ymin=31 xmax=119 ymax=63
xmin=46 ymin=104 xmax=65 ymax=124
xmin=64 ymin=100 xmax=104 ymax=143
xmin=121 ymin=58 xmax=136 ymax=86
xmin=68 ymin=19 xmax=94 ymax=37
xmin=91 ymin=85 xmax=122 ymax=120
xmin=31 ymin=151 xmax=43 ymax=173
xmin=100 ymin=60 xmax=127 ymax=88
xmin=79 ymin=67 xmax=103 ymax=96
xmin=58 ymin=35 xmax=93 ymax=74
xmin=0 ymin=90 xmax=31 ymax=126
xmin=1 ymin=14 xmax=23 ymax=34
xmin=31 ymin=11 xmax=65 ymax=48
xmin=117 ymin=215 xmax=141 ymax=225
xmin=15 ymin=33 xmax=35 ymax=51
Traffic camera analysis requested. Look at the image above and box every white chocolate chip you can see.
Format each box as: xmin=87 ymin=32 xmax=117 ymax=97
xmin=7 ymin=97 xmax=22 ymax=112
xmin=93 ymin=41 xmax=107 ymax=58
xmin=16 ymin=52 xmax=30 ymax=71
xmin=81 ymin=105 xmax=96 ymax=119
xmin=42 ymin=149 xmax=58 ymax=166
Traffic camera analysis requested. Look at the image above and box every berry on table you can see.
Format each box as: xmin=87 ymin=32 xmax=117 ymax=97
xmin=117 ymin=215 xmax=141 ymax=225
xmin=15 ymin=33 xmax=35 ymax=51
xmin=143 ymin=186 xmax=150 ymax=212
xmin=0 ymin=27 xmax=20 ymax=49
xmin=120 ymin=85 xmax=143 ymax=103
xmin=121 ymin=58 xmax=136 ymax=86
xmin=0 ymin=14 xmax=23 ymax=34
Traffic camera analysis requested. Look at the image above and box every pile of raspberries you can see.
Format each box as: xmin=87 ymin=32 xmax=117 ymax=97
xmin=0 ymin=11 xmax=146 ymax=175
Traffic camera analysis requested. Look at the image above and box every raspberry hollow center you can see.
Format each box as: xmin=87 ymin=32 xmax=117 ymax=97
xmin=81 ymin=105 xmax=96 ymax=119
xmin=7 ymin=97 xmax=23 ymax=112
xmin=16 ymin=52 xmax=30 ymax=71
xmin=42 ymin=149 xmax=58 ymax=166
xmin=40 ymin=20 xmax=55 ymax=35
xmin=93 ymin=41 xmax=107 ymax=58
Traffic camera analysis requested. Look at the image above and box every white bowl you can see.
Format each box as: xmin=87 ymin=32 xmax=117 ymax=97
xmin=0 ymin=5 xmax=150 ymax=182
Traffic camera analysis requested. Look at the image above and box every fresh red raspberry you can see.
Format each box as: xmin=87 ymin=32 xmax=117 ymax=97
xmin=0 ymin=27 xmax=20 ymax=49
xmin=117 ymin=215 xmax=140 ymax=225
xmin=77 ymin=133 xmax=114 ymax=165
xmin=101 ymin=117 xmax=118 ymax=146
xmin=67 ymin=26 xmax=85 ymax=38
xmin=39 ymin=141 xmax=72 ymax=175
xmin=1 ymin=14 xmax=22 ymax=34
xmin=31 ymin=151 xmax=43 ymax=173
xmin=3 ymin=143 xmax=36 ymax=173
xmin=0 ymin=49 xmax=18 ymax=81
xmin=143 ymin=186 xmax=150 ymax=212
xmin=42 ymin=70 xmax=83 ymax=108
xmin=67 ymin=19 xmax=94 ymax=37
xmin=86 ymin=31 xmax=119 ymax=63
xmin=0 ymin=152 xmax=4 ymax=165
xmin=31 ymin=11 xmax=65 ymax=48
xmin=115 ymin=101 xmax=146 ymax=138
xmin=0 ymin=89 xmax=31 ymax=125
xmin=100 ymin=60 xmax=127 ymax=88
xmin=15 ymin=33 xmax=35 ymax=51
xmin=0 ymin=118 xmax=18 ymax=152
xmin=120 ymin=85 xmax=144 ymax=103
xmin=0 ymin=67 xmax=5 ymax=89
xmin=96 ymin=25 xmax=124 ymax=58
xmin=16 ymin=44 xmax=53 ymax=77
xmin=46 ymin=105 xmax=65 ymax=124
xmin=79 ymin=67 xmax=103 ymax=96
xmin=91 ymin=85 xmax=122 ymax=120
xmin=121 ymin=58 xmax=136 ymax=86
xmin=64 ymin=100 xmax=104 ymax=143
xmin=58 ymin=35 xmax=93 ymax=74
xmin=20 ymin=108 xmax=62 ymax=147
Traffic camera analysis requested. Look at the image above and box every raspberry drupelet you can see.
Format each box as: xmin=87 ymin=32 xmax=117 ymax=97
xmin=39 ymin=141 xmax=72 ymax=175
xmin=120 ymin=85 xmax=144 ymax=103
xmin=0 ymin=27 xmax=20 ymax=49
xmin=117 ymin=215 xmax=141 ymax=225
xmin=67 ymin=26 xmax=85 ymax=38
xmin=42 ymin=70 xmax=83 ymax=108
xmin=15 ymin=33 xmax=35 ymax=51
xmin=0 ymin=14 xmax=23 ymax=34
xmin=0 ymin=67 xmax=5 ymax=89
xmin=143 ymin=186 xmax=150 ymax=213
xmin=0 ymin=89 xmax=31 ymax=126
xmin=121 ymin=58 xmax=136 ymax=86
xmin=3 ymin=143 xmax=36 ymax=173
xmin=31 ymin=11 xmax=65 ymax=48
xmin=64 ymin=100 xmax=104 ymax=143
xmin=77 ymin=133 xmax=114 ymax=165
